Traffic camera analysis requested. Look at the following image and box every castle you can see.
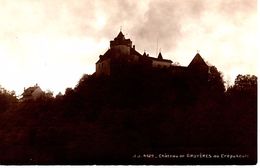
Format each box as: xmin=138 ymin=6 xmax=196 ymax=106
xmin=96 ymin=31 xmax=210 ymax=79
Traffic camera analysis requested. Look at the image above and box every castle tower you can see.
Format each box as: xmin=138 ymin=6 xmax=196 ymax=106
xmin=188 ymin=53 xmax=209 ymax=80
xmin=96 ymin=31 xmax=173 ymax=77
xmin=110 ymin=31 xmax=132 ymax=48
xmin=110 ymin=31 xmax=132 ymax=56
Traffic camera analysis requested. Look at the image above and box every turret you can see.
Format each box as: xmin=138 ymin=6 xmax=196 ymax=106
xmin=158 ymin=52 xmax=163 ymax=59
xmin=110 ymin=31 xmax=132 ymax=48
xmin=110 ymin=31 xmax=132 ymax=56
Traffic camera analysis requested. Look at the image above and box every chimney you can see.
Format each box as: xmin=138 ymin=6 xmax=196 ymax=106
xmin=133 ymin=45 xmax=135 ymax=50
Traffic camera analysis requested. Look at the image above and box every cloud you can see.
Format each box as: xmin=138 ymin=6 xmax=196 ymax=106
xmin=0 ymin=0 xmax=257 ymax=94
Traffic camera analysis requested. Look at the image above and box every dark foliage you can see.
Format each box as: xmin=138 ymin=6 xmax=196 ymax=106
xmin=0 ymin=70 xmax=257 ymax=165
xmin=0 ymin=86 xmax=17 ymax=113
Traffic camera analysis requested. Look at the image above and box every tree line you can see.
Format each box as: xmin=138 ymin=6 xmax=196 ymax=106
xmin=0 ymin=66 xmax=257 ymax=164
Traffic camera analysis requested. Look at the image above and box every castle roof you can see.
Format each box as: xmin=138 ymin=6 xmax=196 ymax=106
xmin=22 ymin=85 xmax=40 ymax=95
xmin=158 ymin=52 xmax=163 ymax=59
xmin=110 ymin=31 xmax=132 ymax=48
xmin=98 ymin=31 xmax=173 ymax=64
xmin=96 ymin=49 xmax=111 ymax=64
xmin=130 ymin=47 xmax=143 ymax=57
xmin=96 ymin=47 xmax=172 ymax=64
xmin=147 ymin=56 xmax=173 ymax=63
xmin=115 ymin=31 xmax=125 ymax=41
xmin=188 ymin=53 xmax=208 ymax=67
xmin=21 ymin=84 xmax=44 ymax=100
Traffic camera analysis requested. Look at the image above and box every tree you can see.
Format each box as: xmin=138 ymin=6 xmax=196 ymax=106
xmin=208 ymin=66 xmax=225 ymax=94
xmin=226 ymin=74 xmax=257 ymax=99
xmin=225 ymin=74 xmax=257 ymax=151
xmin=44 ymin=90 xmax=54 ymax=99
xmin=234 ymin=74 xmax=257 ymax=91
xmin=0 ymin=86 xmax=17 ymax=113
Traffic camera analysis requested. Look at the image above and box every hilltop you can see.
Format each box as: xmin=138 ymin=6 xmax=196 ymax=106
xmin=0 ymin=31 xmax=257 ymax=165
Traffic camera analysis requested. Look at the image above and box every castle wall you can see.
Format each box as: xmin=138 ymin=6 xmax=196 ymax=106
xmin=96 ymin=59 xmax=111 ymax=76
xmin=152 ymin=60 xmax=172 ymax=68
xmin=112 ymin=45 xmax=130 ymax=57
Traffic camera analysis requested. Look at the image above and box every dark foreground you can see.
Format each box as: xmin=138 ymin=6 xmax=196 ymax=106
xmin=0 ymin=70 xmax=257 ymax=165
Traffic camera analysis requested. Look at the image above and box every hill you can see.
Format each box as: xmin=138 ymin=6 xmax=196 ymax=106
xmin=0 ymin=68 xmax=257 ymax=165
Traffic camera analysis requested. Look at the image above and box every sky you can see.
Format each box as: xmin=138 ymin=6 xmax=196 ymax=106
xmin=0 ymin=0 xmax=258 ymax=95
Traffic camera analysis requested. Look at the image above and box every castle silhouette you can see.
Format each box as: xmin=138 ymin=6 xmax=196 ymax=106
xmin=95 ymin=31 xmax=210 ymax=79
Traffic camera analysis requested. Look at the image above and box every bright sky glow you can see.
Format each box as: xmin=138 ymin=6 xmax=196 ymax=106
xmin=0 ymin=0 xmax=257 ymax=95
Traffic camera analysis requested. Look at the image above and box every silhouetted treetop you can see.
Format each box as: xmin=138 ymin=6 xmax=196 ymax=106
xmin=234 ymin=74 xmax=257 ymax=90
xmin=208 ymin=66 xmax=225 ymax=93
xmin=0 ymin=86 xmax=17 ymax=113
